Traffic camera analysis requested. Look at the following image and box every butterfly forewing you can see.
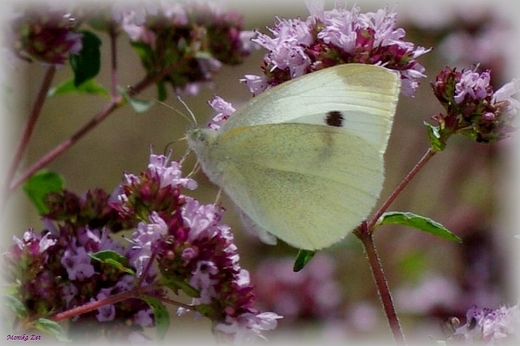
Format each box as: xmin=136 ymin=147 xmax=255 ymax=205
xmin=218 ymin=64 xmax=400 ymax=155
xmin=211 ymin=123 xmax=384 ymax=249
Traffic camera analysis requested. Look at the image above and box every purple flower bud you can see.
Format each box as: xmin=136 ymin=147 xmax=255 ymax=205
xmin=214 ymin=311 xmax=283 ymax=343
xmin=454 ymin=70 xmax=493 ymax=104
xmin=208 ymin=96 xmax=236 ymax=130
xmin=133 ymin=309 xmax=154 ymax=327
xmin=120 ymin=1 xmax=255 ymax=96
xmin=148 ymin=154 xmax=197 ymax=190
xmin=61 ymin=246 xmax=95 ymax=280
xmin=190 ymin=260 xmax=219 ymax=304
xmin=11 ymin=8 xmax=83 ymax=66
xmin=454 ymin=304 xmax=519 ymax=342
xmin=431 ymin=66 xmax=519 ymax=143
xmin=95 ymin=293 xmax=116 ymax=322
xmin=482 ymin=112 xmax=496 ymax=122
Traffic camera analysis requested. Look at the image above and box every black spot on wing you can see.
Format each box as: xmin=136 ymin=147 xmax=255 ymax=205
xmin=325 ymin=111 xmax=344 ymax=127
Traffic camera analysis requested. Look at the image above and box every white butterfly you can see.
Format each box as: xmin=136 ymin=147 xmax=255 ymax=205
xmin=186 ymin=63 xmax=401 ymax=250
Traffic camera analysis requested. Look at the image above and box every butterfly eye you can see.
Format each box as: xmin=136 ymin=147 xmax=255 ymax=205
xmin=189 ymin=129 xmax=205 ymax=142
xmin=325 ymin=111 xmax=345 ymax=127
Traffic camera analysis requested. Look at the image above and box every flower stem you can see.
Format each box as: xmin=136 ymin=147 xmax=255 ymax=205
xmin=109 ymin=27 xmax=119 ymax=98
xmin=355 ymin=223 xmax=406 ymax=345
xmin=51 ymin=283 xmax=156 ymax=322
xmin=8 ymin=99 xmax=121 ymax=192
xmin=7 ymin=63 xmax=178 ymax=193
xmin=50 ymin=281 xmax=192 ymax=322
xmin=353 ymin=147 xmax=437 ymax=344
xmin=367 ymin=148 xmax=436 ymax=230
xmin=3 ymin=65 xmax=56 ymax=194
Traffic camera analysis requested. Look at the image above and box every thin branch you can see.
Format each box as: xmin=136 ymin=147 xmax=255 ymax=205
xmin=4 ymin=65 xmax=56 ymax=193
xmin=7 ymin=62 xmax=178 ymax=193
xmin=51 ymin=283 xmax=158 ymax=322
xmin=351 ymin=147 xmax=437 ymax=345
xmin=355 ymin=224 xmax=406 ymax=345
xmin=109 ymin=26 xmax=119 ymax=98
xmin=367 ymin=148 xmax=436 ymax=231
xmin=8 ymin=98 xmax=121 ymax=192
xmin=144 ymin=293 xmax=195 ymax=311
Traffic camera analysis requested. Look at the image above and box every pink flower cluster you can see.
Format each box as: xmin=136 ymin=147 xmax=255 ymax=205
xmin=6 ymin=153 xmax=281 ymax=342
xmin=10 ymin=8 xmax=83 ymax=65
xmin=244 ymin=2 xmax=430 ymax=96
xmin=116 ymin=153 xmax=283 ymax=341
xmin=432 ymin=66 xmax=520 ymax=143
xmin=454 ymin=305 xmax=519 ymax=343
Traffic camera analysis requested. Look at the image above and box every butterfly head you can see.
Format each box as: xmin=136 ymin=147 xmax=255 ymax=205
xmin=186 ymin=128 xmax=218 ymax=159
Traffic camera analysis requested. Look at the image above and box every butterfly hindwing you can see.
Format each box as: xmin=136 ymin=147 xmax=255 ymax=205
xmin=210 ymin=123 xmax=383 ymax=249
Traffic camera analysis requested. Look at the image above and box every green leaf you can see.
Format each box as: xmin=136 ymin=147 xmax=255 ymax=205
xmin=69 ymin=30 xmax=102 ymax=87
xmin=160 ymin=276 xmax=199 ymax=298
xmin=156 ymin=80 xmax=167 ymax=102
xmin=22 ymin=170 xmax=64 ymax=214
xmin=34 ymin=318 xmax=70 ymax=342
xmin=48 ymin=78 xmax=108 ymax=97
xmin=141 ymin=296 xmax=170 ymax=339
xmin=90 ymin=250 xmax=135 ymax=276
xmin=3 ymin=295 xmax=27 ymax=318
xmin=118 ymin=86 xmax=154 ymax=113
xmin=129 ymin=41 xmax=154 ymax=69
xmin=293 ymin=250 xmax=316 ymax=272
xmin=424 ymin=122 xmax=446 ymax=152
xmin=377 ymin=211 xmax=462 ymax=243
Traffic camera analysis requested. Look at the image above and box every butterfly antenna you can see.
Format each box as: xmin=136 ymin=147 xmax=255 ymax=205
xmin=180 ymin=145 xmax=193 ymax=166
xmin=186 ymin=159 xmax=201 ymax=179
xmin=126 ymin=86 xmax=194 ymax=124
xmin=214 ymin=187 xmax=223 ymax=205
xmin=175 ymin=93 xmax=198 ymax=126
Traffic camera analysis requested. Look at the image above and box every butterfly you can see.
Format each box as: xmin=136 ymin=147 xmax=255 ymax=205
xmin=186 ymin=63 xmax=401 ymax=250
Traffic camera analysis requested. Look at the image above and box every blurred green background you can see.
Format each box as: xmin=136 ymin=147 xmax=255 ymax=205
xmin=2 ymin=0 xmax=519 ymax=343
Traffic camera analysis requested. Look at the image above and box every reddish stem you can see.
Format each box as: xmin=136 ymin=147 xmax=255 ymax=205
xmin=353 ymin=147 xmax=437 ymax=344
xmin=51 ymin=283 xmax=165 ymax=322
xmin=8 ymin=99 xmax=121 ymax=192
xmin=7 ymin=63 xmax=178 ymax=193
xmin=355 ymin=223 xmax=406 ymax=345
xmin=50 ymin=281 xmax=192 ymax=323
xmin=4 ymin=65 xmax=56 ymax=193
xmin=367 ymin=148 xmax=436 ymax=231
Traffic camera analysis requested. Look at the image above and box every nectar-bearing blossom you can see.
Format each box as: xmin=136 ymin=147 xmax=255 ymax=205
xmin=5 ymin=220 xmax=159 ymax=341
xmin=452 ymin=304 xmax=519 ymax=344
xmin=245 ymin=2 xmax=429 ymax=96
xmin=5 ymin=153 xmax=280 ymax=342
xmin=118 ymin=153 xmax=282 ymax=342
xmin=120 ymin=1 xmax=257 ymax=95
xmin=207 ymin=96 xmax=236 ymax=130
xmin=10 ymin=7 xmax=83 ymax=65
xmin=431 ymin=66 xmax=520 ymax=144
xmin=208 ymin=2 xmax=429 ymax=134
